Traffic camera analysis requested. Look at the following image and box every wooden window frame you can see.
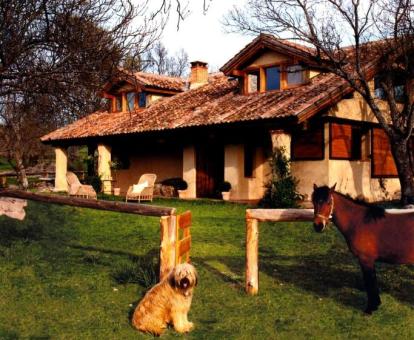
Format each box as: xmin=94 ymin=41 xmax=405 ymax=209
xmin=244 ymin=71 xmax=261 ymax=94
xmin=138 ymin=92 xmax=147 ymax=108
xmin=242 ymin=61 xmax=309 ymax=94
xmin=329 ymin=122 xmax=362 ymax=161
xmin=126 ymin=92 xmax=136 ymax=111
xmin=371 ymin=127 xmax=398 ymax=178
xmin=291 ymin=123 xmax=325 ymax=161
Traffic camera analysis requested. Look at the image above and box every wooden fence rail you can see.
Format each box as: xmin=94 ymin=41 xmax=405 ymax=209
xmin=245 ymin=208 xmax=315 ymax=295
xmin=0 ymin=189 xmax=185 ymax=281
xmin=0 ymin=189 xmax=175 ymax=217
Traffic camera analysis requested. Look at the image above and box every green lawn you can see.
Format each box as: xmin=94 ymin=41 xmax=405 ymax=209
xmin=0 ymin=158 xmax=12 ymax=172
xmin=1 ymin=198 xmax=414 ymax=339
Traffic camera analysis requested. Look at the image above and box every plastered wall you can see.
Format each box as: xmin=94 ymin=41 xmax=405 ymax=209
xmin=113 ymin=147 xmax=182 ymax=194
xmin=224 ymin=144 xmax=267 ymax=200
xmin=248 ymin=51 xmax=291 ymax=67
xmin=290 ymin=122 xmax=401 ymax=202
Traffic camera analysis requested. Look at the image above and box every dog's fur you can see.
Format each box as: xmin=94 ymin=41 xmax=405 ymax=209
xmin=132 ymin=263 xmax=198 ymax=336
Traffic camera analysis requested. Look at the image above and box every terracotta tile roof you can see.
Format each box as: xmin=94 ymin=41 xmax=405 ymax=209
xmin=133 ymin=72 xmax=187 ymax=92
xmin=220 ymin=33 xmax=317 ymax=74
xmin=41 ymin=72 xmax=350 ymax=143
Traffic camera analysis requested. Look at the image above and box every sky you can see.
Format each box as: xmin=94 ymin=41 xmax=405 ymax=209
xmin=158 ymin=0 xmax=252 ymax=71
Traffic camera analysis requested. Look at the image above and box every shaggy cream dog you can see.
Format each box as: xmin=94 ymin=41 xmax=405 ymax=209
xmin=132 ymin=263 xmax=198 ymax=336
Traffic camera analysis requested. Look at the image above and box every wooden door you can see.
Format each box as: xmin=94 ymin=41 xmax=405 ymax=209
xmin=196 ymin=144 xmax=224 ymax=198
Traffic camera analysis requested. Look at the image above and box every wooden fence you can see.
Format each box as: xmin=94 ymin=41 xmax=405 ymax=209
xmin=245 ymin=208 xmax=315 ymax=295
xmin=0 ymin=189 xmax=190 ymax=281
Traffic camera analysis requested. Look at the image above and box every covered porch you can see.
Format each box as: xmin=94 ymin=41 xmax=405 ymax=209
xmin=48 ymin=122 xmax=293 ymax=201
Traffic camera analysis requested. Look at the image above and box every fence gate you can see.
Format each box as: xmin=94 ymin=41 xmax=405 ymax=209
xmin=175 ymin=210 xmax=192 ymax=265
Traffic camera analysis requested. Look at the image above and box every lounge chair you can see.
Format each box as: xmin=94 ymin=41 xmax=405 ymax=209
xmin=66 ymin=171 xmax=97 ymax=199
xmin=126 ymin=174 xmax=157 ymax=203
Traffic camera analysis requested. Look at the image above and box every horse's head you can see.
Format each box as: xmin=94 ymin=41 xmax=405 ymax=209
xmin=311 ymin=184 xmax=336 ymax=232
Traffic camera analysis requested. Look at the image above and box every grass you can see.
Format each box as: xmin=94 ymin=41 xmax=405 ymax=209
xmin=0 ymin=157 xmax=12 ymax=172
xmin=1 ymin=198 xmax=414 ymax=339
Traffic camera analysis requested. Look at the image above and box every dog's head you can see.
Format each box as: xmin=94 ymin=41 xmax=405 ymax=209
xmin=168 ymin=263 xmax=198 ymax=295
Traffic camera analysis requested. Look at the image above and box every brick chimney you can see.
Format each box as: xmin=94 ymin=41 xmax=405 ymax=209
xmin=190 ymin=61 xmax=208 ymax=89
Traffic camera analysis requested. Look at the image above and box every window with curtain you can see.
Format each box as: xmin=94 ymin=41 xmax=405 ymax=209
xmin=127 ymin=92 xmax=135 ymax=111
xmin=287 ymin=65 xmax=305 ymax=85
xmin=247 ymin=72 xmax=259 ymax=93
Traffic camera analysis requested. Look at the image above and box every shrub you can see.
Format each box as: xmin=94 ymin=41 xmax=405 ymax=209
xmin=161 ymin=177 xmax=188 ymax=190
xmin=84 ymin=175 xmax=102 ymax=193
xmin=112 ymin=259 xmax=158 ymax=288
xmin=218 ymin=181 xmax=232 ymax=192
xmin=260 ymin=147 xmax=303 ymax=208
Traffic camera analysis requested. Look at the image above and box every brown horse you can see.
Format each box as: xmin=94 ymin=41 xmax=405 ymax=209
xmin=312 ymin=184 xmax=414 ymax=314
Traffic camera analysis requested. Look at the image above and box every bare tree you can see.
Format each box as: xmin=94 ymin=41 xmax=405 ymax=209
xmin=225 ymin=0 xmax=414 ymax=204
xmin=144 ymin=42 xmax=189 ymax=77
xmin=0 ymin=0 xmax=162 ymax=188
xmin=154 ymin=0 xmax=213 ymax=29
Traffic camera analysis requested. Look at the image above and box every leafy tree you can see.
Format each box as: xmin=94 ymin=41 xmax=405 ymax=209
xmin=226 ymin=0 xmax=414 ymax=204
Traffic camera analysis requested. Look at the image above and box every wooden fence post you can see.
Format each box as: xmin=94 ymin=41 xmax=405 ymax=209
xmin=159 ymin=215 xmax=177 ymax=281
xmin=246 ymin=217 xmax=259 ymax=295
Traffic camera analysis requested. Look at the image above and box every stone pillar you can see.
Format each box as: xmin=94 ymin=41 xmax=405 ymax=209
xmin=54 ymin=147 xmax=68 ymax=192
xmin=98 ymin=144 xmax=112 ymax=194
xmin=183 ymin=146 xmax=196 ymax=198
xmin=270 ymin=130 xmax=291 ymax=158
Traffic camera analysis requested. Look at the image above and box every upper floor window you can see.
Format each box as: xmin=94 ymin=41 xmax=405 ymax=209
xmin=374 ymin=75 xmax=405 ymax=102
xmin=127 ymin=92 xmax=135 ymax=111
xmin=138 ymin=92 xmax=147 ymax=108
xmin=244 ymin=64 xmax=307 ymax=94
xmin=287 ymin=65 xmax=305 ymax=85
xmin=247 ymin=72 xmax=259 ymax=93
xmin=115 ymin=96 xmax=122 ymax=112
xmin=266 ymin=67 xmax=280 ymax=91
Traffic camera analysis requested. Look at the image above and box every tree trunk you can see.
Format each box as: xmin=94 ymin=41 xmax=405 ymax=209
xmin=14 ymin=155 xmax=29 ymax=190
xmin=391 ymin=139 xmax=414 ymax=205
xmin=9 ymin=143 xmax=29 ymax=190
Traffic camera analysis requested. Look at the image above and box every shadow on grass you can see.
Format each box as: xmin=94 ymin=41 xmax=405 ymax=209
xmin=0 ymin=202 xmax=75 ymax=246
xmin=195 ymin=244 xmax=414 ymax=312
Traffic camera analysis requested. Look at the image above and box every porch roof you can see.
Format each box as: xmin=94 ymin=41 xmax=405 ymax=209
xmin=41 ymin=72 xmax=351 ymax=143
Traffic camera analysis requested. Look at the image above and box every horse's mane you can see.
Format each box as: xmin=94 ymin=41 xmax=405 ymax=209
xmin=334 ymin=191 xmax=386 ymax=222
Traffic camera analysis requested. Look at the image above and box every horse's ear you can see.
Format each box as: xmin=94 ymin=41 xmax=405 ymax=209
xmin=313 ymin=183 xmax=318 ymax=190
xmin=330 ymin=183 xmax=337 ymax=192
